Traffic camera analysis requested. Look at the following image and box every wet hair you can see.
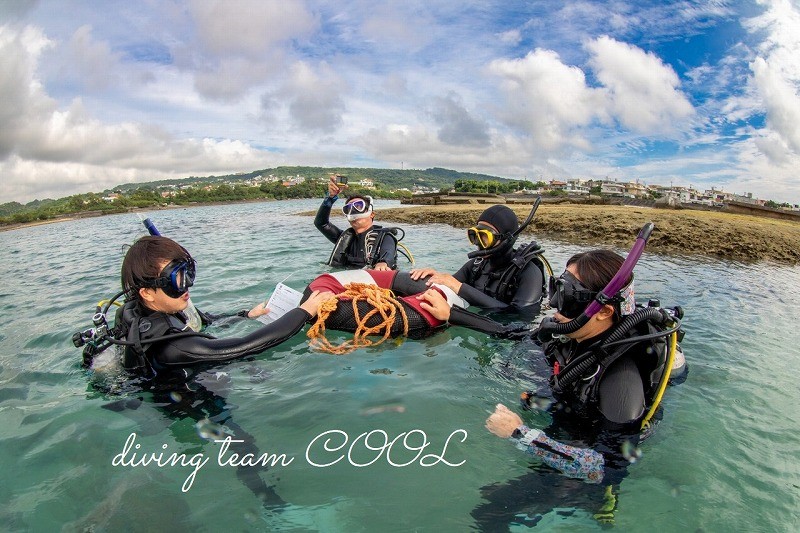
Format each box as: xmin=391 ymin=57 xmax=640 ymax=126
xmin=121 ymin=236 xmax=190 ymax=299
xmin=565 ymin=249 xmax=630 ymax=292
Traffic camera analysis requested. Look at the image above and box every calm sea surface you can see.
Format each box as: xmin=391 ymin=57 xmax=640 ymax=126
xmin=0 ymin=199 xmax=798 ymax=531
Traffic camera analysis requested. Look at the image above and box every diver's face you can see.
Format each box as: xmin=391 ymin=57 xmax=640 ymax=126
xmin=139 ymin=260 xmax=191 ymax=314
xmin=553 ymin=264 xmax=615 ymax=343
xmin=348 ymin=212 xmax=374 ymax=234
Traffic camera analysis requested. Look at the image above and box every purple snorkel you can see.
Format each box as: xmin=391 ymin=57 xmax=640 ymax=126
xmin=536 ymin=222 xmax=655 ymax=341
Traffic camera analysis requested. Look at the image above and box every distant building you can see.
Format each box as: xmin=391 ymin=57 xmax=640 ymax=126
xmin=564 ymin=178 xmax=590 ymax=195
xmin=600 ymin=181 xmax=626 ymax=197
xmin=282 ymin=175 xmax=306 ymax=187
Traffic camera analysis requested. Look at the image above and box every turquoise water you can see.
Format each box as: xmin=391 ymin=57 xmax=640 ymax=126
xmin=1 ymin=199 xmax=799 ymax=531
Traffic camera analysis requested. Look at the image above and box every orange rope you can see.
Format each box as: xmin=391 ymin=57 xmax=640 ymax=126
xmin=307 ymin=282 xmax=409 ymax=355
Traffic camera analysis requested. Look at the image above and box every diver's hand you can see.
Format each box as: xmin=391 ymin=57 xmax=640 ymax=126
xmin=247 ymin=302 xmax=271 ymax=318
xmin=503 ymin=323 xmax=533 ymax=341
xmin=373 ymin=262 xmax=392 ymax=271
xmin=409 ymin=268 xmax=439 ymax=280
xmin=300 ymin=290 xmax=334 ymax=317
xmin=416 ymin=288 xmax=452 ymax=321
xmin=485 ymin=404 xmax=525 ymax=438
xmin=328 ymin=176 xmax=347 ymax=197
xmin=425 ymin=273 xmax=462 ymax=293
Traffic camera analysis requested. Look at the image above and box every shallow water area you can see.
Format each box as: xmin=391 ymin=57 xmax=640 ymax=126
xmin=0 ymin=199 xmax=798 ymax=531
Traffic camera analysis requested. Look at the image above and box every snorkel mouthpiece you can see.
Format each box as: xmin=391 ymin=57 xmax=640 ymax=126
xmin=536 ymin=222 xmax=654 ymax=342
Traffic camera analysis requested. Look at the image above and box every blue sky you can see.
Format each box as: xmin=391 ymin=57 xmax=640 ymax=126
xmin=1 ymin=0 xmax=799 ymax=204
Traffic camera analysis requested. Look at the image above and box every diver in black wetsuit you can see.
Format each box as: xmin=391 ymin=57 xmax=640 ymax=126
xmin=109 ymin=236 xmax=331 ymax=377
xmin=314 ymin=175 xmax=399 ymax=270
xmin=411 ymin=203 xmax=547 ymax=319
xmin=417 ymin=248 xmax=687 ymax=528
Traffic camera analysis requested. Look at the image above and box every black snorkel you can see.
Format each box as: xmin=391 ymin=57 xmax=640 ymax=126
xmin=536 ymin=222 xmax=655 ymax=342
xmin=467 ymin=196 xmax=542 ymax=259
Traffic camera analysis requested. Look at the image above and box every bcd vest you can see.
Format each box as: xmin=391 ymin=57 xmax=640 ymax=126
xmin=327 ymin=226 xmax=397 ymax=269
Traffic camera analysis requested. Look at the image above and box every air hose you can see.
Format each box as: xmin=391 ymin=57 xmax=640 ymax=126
xmin=550 ymin=306 xmax=671 ymax=394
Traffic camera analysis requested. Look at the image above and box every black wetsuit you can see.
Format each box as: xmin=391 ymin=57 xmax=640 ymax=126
xmin=452 ymin=246 xmax=544 ymax=318
xmin=470 ymin=318 xmax=683 ymax=530
xmin=116 ymin=300 xmax=310 ymax=374
xmin=314 ymin=195 xmax=398 ymax=269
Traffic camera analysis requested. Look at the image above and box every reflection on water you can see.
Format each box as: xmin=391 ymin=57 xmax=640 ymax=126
xmin=0 ymin=200 xmax=799 ymax=531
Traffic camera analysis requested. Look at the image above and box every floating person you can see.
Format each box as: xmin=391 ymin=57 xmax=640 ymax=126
xmin=410 ymin=200 xmax=550 ymax=320
xmin=314 ymin=174 xmax=410 ymax=270
xmin=299 ymin=269 xmax=526 ymax=354
xmin=416 ymin=224 xmax=687 ymax=527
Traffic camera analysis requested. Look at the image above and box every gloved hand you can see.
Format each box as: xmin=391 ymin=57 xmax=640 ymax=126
xmin=501 ymin=322 xmax=534 ymax=340
xmin=534 ymin=316 xmax=560 ymax=343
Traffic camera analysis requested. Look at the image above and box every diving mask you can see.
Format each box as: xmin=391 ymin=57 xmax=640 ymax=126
xmin=141 ymin=257 xmax=196 ymax=298
xmin=467 ymin=225 xmax=501 ymax=250
xmin=548 ymin=270 xmax=635 ymax=319
xmin=343 ymin=197 xmax=373 ymax=221
xmin=548 ymin=270 xmax=596 ymax=319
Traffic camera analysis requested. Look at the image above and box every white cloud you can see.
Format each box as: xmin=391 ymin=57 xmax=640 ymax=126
xmin=264 ymin=60 xmax=346 ymax=133
xmin=58 ymin=25 xmax=122 ymax=91
xmin=179 ymin=0 xmax=318 ymax=101
xmin=0 ymin=24 xmax=56 ymax=158
xmin=741 ymin=0 xmax=800 ymax=163
xmin=0 ymin=24 xmax=278 ymax=203
xmin=497 ymin=29 xmax=521 ymax=46
xmin=429 ymin=92 xmax=490 ymax=148
xmin=189 ymin=0 xmax=316 ymax=59
xmin=751 ymin=57 xmax=800 ymax=155
xmin=488 ymin=48 xmax=605 ymax=153
xmin=586 ymin=36 xmax=694 ymax=134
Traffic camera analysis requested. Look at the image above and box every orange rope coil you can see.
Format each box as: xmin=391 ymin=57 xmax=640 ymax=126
xmin=307 ymin=282 xmax=409 ymax=355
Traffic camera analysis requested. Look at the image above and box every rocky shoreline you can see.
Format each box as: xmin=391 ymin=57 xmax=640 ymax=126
xmin=376 ymin=204 xmax=800 ymax=264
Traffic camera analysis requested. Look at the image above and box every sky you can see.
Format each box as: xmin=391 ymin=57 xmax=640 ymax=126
xmin=1 ymin=0 xmax=799 ymax=205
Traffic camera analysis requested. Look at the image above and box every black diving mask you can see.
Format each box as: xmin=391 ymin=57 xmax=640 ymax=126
xmin=141 ymin=257 xmax=196 ymax=298
xmin=548 ymin=270 xmax=597 ymax=319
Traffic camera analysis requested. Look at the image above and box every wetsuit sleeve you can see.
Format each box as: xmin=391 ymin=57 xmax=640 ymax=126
xmin=451 ymin=260 xmax=511 ymax=309
xmin=150 ymin=308 xmax=311 ymax=367
xmin=372 ymin=232 xmax=398 ymax=268
xmin=456 ymin=283 xmax=509 ymax=310
xmin=453 ymin=261 xmax=508 ymax=310
xmin=511 ymin=426 xmax=605 ymax=483
xmin=597 ymin=356 xmax=646 ymax=425
xmin=314 ymin=195 xmax=343 ymax=244
xmin=452 ymin=261 xmax=471 ymax=283
xmin=447 ymin=306 xmax=517 ymax=336
xmin=455 ymin=261 xmax=543 ymax=318
xmin=509 ymin=261 xmax=544 ymax=310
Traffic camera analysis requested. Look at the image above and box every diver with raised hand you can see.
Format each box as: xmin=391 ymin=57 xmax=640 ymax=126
xmin=77 ymin=235 xmax=331 ymax=375
xmin=417 ymin=224 xmax=687 ymax=527
xmin=314 ymin=174 xmax=399 ymax=271
xmin=410 ymin=201 xmax=547 ymax=319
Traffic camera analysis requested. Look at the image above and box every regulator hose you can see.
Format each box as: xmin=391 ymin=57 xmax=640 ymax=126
xmin=550 ymin=306 xmax=676 ymax=395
